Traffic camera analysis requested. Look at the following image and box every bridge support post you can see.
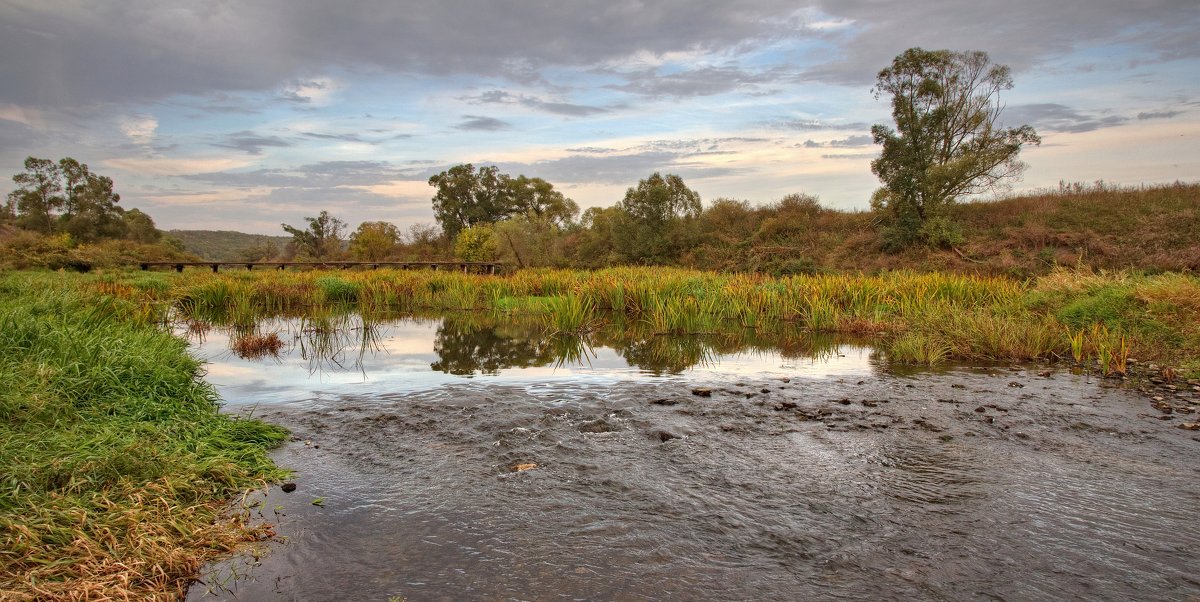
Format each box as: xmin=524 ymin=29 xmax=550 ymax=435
xmin=175 ymin=264 xmax=184 ymax=273
xmin=211 ymin=264 xmax=219 ymax=273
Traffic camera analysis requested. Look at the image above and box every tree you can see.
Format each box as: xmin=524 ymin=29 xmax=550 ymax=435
xmin=870 ymin=48 xmax=1040 ymax=249
xmin=349 ymin=221 xmax=400 ymax=260
xmin=7 ymin=156 xmax=130 ymax=240
xmin=453 ymin=224 xmax=498 ymax=262
xmin=282 ymin=210 xmax=346 ymax=259
xmin=507 ymin=175 xmax=579 ymax=228
xmin=619 ymin=172 xmax=701 ymax=224
xmin=7 ymin=157 xmax=63 ymax=233
xmin=62 ymin=167 xmax=126 ymax=242
xmin=428 ymin=164 xmax=514 ymax=239
xmin=122 ymin=208 xmax=161 ymax=243
xmin=615 ymin=172 xmax=701 ymax=264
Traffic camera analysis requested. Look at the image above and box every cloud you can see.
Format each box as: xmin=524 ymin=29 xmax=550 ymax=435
xmin=606 ymin=65 xmax=786 ymax=98
xmin=212 ymin=130 xmax=292 ymax=155
xmin=181 ymin=160 xmax=422 ymax=188
xmin=801 ymin=1 xmax=1200 ymax=85
xmin=821 ymin=152 xmax=877 ymax=160
xmin=118 ymin=114 xmax=158 ymax=145
xmin=2 ymin=0 xmax=1197 ymax=111
xmin=496 ymin=145 xmax=755 ymax=185
xmin=280 ymin=78 xmax=341 ymax=106
xmin=0 ymin=103 xmax=46 ymax=128
xmin=800 ymin=134 xmax=873 ymax=148
xmin=463 ymin=90 xmax=609 ymax=117
xmin=455 ymin=115 xmax=512 ymax=131
xmin=1003 ymin=103 xmax=1129 ymax=133
xmin=1137 ymin=110 xmax=1182 ymax=120
xmin=767 ymin=118 xmax=872 ymax=132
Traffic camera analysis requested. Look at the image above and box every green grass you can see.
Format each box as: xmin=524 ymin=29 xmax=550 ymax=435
xmin=0 ymin=273 xmax=287 ymax=600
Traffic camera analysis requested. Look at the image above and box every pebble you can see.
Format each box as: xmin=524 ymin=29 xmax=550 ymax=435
xmin=281 ymin=482 xmax=297 ymax=493
xmin=691 ymin=388 xmax=712 ymax=397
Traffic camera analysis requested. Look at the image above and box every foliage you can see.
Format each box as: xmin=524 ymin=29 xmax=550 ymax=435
xmin=6 ymin=156 xmax=134 ymax=242
xmin=428 ymin=164 xmax=579 ymax=241
xmin=494 ymin=214 xmax=569 ymax=268
xmin=169 ymin=230 xmax=292 ymax=261
xmin=615 ymin=172 xmax=701 ymax=264
xmin=282 ymin=210 xmax=346 ymax=260
xmin=349 ymin=221 xmax=401 ymax=261
xmin=428 ymin=164 xmax=513 ymax=239
xmin=454 ymin=223 xmax=498 ymax=261
xmin=870 ymin=48 xmax=1040 ymax=249
xmin=508 ymin=175 xmax=579 ymax=228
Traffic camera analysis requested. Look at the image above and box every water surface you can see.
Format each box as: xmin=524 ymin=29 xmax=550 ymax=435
xmin=184 ymin=315 xmax=1200 ymax=601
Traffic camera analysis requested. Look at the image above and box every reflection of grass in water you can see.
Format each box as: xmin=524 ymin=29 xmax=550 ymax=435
xmin=294 ymin=309 xmax=383 ymax=374
xmin=230 ymin=331 xmax=284 ymax=360
xmin=549 ymin=333 xmax=596 ymax=369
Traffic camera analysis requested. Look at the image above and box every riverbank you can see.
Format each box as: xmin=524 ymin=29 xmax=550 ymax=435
xmin=0 ymin=274 xmax=287 ymax=600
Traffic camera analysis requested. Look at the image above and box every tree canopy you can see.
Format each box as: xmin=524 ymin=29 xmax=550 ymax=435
xmin=282 ymin=210 xmax=346 ymax=259
xmin=870 ymin=48 xmax=1040 ymax=248
xmin=428 ymin=164 xmax=578 ymax=239
xmin=428 ymin=164 xmax=513 ymax=239
xmin=349 ymin=221 xmax=400 ymax=261
xmin=5 ymin=156 xmax=134 ymax=242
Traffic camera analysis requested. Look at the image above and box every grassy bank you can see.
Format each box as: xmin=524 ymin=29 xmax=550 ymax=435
xmin=0 ymin=273 xmax=287 ymax=600
xmin=82 ymin=266 xmax=1200 ymax=376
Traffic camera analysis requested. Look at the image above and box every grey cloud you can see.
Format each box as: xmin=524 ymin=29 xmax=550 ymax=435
xmin=463 ymin=90 xmax=609 ymax=117
xmin=1003 ymin=103 xmax=1129 ymax=133
xmin=803 ymin=0 xmax=1200 ymax=85
xmin=496 ymin=147 xmax=752 ymax=185
xmin=0 ymin=0 xmax=803 ymax=108
xmin=565 ymin=146 xmax=619 ymax=154
xmin=211 ymin=131 xmax=292 ymax=155
xmin=183 ymin=160 xmax=420 ymax=188
xmin=821 ymin=153 xmax=878 ymax=160
xmin=1137 ymin=110 xmax=1182 ymax=120
xmin=801 ymin=134 xmax=873 ymax=148
xmin=607 ymin=65 xmax=786 ymax=98
xmin=769 ymin=118 xmax=872 ymax=132
xmin=455 ymin=115 xmax=511 ymax=131
xmin=4 ymin=1 xmax=1196 ymax=109
xmin=302 ymin=132 xmax=368 ymax=142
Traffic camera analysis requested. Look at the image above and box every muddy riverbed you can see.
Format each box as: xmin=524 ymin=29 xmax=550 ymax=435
xmin=185 ymin=318 xmax=1200 ymax=601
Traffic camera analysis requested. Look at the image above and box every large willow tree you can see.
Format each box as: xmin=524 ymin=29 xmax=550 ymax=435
xmin=870 ymin=48 xmax=1040 ymax=249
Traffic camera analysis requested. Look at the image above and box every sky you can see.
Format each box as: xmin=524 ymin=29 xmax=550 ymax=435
xmin=1 ymin=1 xmax=1197 ymax=235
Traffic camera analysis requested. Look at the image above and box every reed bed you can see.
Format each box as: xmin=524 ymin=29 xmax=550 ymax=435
xmin=57 ymin=266 xmax=1200 ymax=373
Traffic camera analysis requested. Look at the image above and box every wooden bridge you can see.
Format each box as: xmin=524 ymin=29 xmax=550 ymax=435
xmin=138 ymin=261 xmax=506 ymax=274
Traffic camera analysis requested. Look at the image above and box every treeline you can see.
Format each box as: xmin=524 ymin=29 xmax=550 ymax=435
xmin=2 ymin=156 xmax=192 ymax=269
xmin=277 ymin=167 xmax=1199 ymax=276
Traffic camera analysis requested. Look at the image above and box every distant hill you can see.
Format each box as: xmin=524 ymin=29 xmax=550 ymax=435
xmin=169 ymin=230 xmax=292 ymax=262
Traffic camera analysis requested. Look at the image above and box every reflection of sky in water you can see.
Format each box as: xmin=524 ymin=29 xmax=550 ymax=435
xmin=187 ymin=318 xmax=880 ymax=406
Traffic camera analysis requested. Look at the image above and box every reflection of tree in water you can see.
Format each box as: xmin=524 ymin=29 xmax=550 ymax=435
xmin=428 ymin=313 xmax=864 ymax=376
xmin=611 ymin=335 xmax=714 ymax=375
xmin=431 ymin=318 xmax=557 ymax=375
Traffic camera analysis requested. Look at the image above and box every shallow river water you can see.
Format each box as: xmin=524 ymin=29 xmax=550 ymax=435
xmin=184 ymin=316 xmax=1200 ymax=601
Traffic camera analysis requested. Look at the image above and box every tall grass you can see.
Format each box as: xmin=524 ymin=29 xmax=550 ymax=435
xmin=0 ymin=273 xmax=287 ymax=600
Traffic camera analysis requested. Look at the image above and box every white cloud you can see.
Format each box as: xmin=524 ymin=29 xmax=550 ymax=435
xmin=119 ymin=114 xmax=158 ymax=145
xmin=281 ymin=77 xmax=342 ymax=106
xmin=0 ymin=104 xmax=45 ymax=128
